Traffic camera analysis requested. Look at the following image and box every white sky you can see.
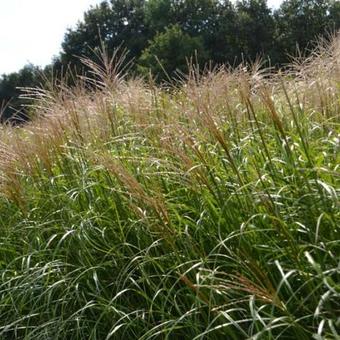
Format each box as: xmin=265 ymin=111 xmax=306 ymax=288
xmin=0 ymin=0 xmax=103 ymax=75
xmin=267 ymin=0 xmax=283 ymax=9
xmin=0 ymin=0 xmax=283 ymax=75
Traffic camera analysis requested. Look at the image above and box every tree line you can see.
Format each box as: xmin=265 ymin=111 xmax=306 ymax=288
xmin=1 ymin=0 xmax=339 ymax=123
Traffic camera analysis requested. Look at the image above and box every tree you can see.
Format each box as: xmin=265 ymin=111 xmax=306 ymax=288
xmin=205 ymin=1 xmax=239 ymax=64
xmin=329 ymin=1 xmax=340 ymax=32
xmin=144 ymin=0 xmax=241 ymax=65
xmin=145 ymin=0 xmax=220 ymax=36
xmin=235 ymin=0 xmax=276 ymax=64
xmin=0 ymin=65 xmax=42 ymax=123
xmin=275 ymin=0 xmax=337 ymax=62
xmin=60 ymin=0 xmax=150 ymax=73
xmin=138 ymin=24 xmax=208 ymax=80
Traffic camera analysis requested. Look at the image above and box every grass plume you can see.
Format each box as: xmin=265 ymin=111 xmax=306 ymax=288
xmin=0 ymin=36 xmax=339 ymax=339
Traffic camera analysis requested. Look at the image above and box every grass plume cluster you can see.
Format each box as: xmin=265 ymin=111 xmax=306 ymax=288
xmin=0 ymin=36 xmax=339 ymax=339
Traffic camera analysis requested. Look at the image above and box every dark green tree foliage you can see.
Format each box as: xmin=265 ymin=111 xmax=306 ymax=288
xmin=138 ymin=24 xmax=208 ymax=79
xmin=145 ymin=0 xmax=239 ymax=64
xmin=0 ymin=65 xmax=42 ymax=124
xmin=144 ymin=0 xmax=173 ymax=33
xmin=235 ymin=0 xmax=277 ymax=63
xmin=329 ymin=1 xmax=340 ymax=28
xmin=145 ymin=0 xmax=217 ymax=35
xmin=168 ymin=0 xmax=221 ymax=36
xmin=274 ymin=0 xmax=339 ymax=62
xmin=48 ymin=0 xmax=340 ymax=79
xmin=202 ymin=1 xmax=239 ymax=64
xmin=60 ymin=0 xmax=149 ymax=73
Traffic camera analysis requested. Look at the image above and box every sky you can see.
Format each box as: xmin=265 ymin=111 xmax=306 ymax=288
xmin=0 ymin=0 xmax=103 ymax=75
xmin=0 ymin=0 xmax=283 ymax=75
xmin=267 ymin=0 xmax=283 ymax=8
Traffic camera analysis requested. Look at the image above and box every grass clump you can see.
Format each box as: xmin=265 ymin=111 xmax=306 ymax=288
xmin=0 ymin=36 xmax=339 ymax=339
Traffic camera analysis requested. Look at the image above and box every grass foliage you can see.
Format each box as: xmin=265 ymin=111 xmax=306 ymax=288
xmin=0 ymin=37 xmax=339 ymax=339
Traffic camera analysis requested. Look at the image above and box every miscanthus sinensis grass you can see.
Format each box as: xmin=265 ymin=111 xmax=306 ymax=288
xmin=0 ymin=36 xmax=339 ymax=339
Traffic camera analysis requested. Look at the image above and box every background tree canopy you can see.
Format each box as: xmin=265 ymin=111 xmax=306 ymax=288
xmin=0 ymin=64 xmax=42 ymax=124
xmin=138 ymin=24 xmax=208 ymax=78
xmin=1 ymin=0 xmax=339 ymax=122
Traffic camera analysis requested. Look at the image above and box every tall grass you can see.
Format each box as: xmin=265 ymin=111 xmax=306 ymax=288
xmin=0 ymin=36 xmax=339 ymax=339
